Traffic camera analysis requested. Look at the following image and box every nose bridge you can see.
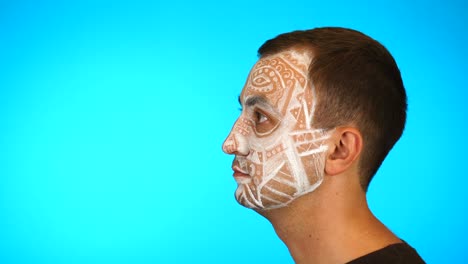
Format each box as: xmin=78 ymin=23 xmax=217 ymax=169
xmin=222 ymin=117 xmax=250 ymax=155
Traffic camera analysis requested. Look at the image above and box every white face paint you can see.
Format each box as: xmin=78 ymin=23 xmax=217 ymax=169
xmin=222 ymin=51 xmax=331 ymax=210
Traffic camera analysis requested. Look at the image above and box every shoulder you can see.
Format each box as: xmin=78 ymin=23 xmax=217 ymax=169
xmin=346 ymin=241 xmax=425 ymax=264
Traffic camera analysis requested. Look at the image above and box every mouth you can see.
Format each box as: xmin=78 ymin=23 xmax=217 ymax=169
xmin=232 ymin=162 xmax=251 ymax=184
xmin=232 ymin=165 xmax=249 ymax=177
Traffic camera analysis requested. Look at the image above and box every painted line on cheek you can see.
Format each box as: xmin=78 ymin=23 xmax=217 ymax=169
xmin=302 ymin=99 xmax=313 ymax=130
xmin=263 ymin=185 xmax=294 ymax=199
xmin=288 ymin=129 xmax=329 ymax=137
xmin=236 ymin=187 xmax=248 ymax=207
xmin=300 ymin=176 xmax=323 ymax=196
xmin=241 ymin=192 xmax=256 ymax=209
xmin=271 ymin=176 xmax=296 ymax=188
xmin=257 ymin=160 xmax=285 ymax=188
xmin=261 ymin=195 xmax=283 ymax=206
xmin=283 ymin=139 xmax=308 ymax=190
xmin=244 ymin=183 xmax=263 ymax=208
xmin=298 ymin=145 xmax=328 ymax=156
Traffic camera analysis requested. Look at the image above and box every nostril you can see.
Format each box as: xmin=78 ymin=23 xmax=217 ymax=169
xmin=236 ymin=135 xmax=250 ymax=156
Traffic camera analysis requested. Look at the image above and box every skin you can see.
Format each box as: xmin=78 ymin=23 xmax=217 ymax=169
xmin=222 ymin=51 xmax=330 ymax=210
xmin=222 ymin=49 xmax=402 ymax=263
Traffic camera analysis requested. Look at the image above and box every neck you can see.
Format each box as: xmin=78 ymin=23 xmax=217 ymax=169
xmin=258 ymin=176 xmax=401 ymax=264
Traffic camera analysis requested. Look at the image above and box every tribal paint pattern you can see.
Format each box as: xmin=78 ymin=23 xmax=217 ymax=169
xmin=223 ymin=51 xmax=330 ymax=210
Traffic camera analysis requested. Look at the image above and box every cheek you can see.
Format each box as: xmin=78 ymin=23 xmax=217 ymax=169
xmin=248 ymin=140 xmax=288 ymax=180
xmin=249 ymin=163 xmax=263 ymax=183
xmin=294 ymin=130 xmax=330 ymax=179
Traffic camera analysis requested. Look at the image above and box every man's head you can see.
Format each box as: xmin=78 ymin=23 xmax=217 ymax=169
xmin=222 ymin=50 xmax=330 ymax=210
xmin=223 ymin=27 xmax=406 ymax=210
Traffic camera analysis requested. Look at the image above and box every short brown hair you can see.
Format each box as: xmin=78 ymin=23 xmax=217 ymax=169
xmin=258 ymin=27 xmax=407 ymax=191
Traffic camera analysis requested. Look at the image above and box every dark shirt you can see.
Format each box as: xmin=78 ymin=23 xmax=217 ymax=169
xmin=347 ymin=241 xmax=425 ymax=264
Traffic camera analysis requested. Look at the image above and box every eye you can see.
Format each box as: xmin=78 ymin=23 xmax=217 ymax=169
xmin=252 ymin=108 xmax=280 ymax=136
xmin=254 ymin=111 xmax=268 ymax=124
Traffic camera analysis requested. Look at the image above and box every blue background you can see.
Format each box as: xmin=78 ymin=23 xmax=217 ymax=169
xmin=0 ymin=0 xmax=466 ymax=263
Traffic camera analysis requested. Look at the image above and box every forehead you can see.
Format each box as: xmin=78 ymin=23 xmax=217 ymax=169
xmin=240 ymin=51 xmax=311 ymax=110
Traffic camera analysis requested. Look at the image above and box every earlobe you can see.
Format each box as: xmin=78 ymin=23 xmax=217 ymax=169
xmin=324 ymin=128 xmax=362 ymax=176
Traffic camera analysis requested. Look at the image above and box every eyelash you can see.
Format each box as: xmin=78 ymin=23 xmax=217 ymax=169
xmin=254 ymin=110 xmax=268 ymax=123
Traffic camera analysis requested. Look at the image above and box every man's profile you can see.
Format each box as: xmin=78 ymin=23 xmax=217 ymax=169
xmin=222 ymin=27 xmax=425 ymax=263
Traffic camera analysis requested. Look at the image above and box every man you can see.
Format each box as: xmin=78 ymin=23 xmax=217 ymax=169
xmin=222 ymin=27 xmax=425 ymax=263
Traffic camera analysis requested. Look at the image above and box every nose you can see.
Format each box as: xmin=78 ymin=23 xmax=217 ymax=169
xmin=222 ymin=120 xmax=250 ymax=156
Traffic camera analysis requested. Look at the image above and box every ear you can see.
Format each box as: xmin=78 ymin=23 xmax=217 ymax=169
xmin=325 ymin=127 xmax=363 ymax=176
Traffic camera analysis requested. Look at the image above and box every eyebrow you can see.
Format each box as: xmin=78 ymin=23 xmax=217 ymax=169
xmin=238 ymin=95 xmax=273 ymax=108
xmin=238 ymin=95 xmax=276 ymax=113
xmin=239 ymin=95 xmax=281 ymax=116
xmin=244 ymin=96 xmax=269 ymax=107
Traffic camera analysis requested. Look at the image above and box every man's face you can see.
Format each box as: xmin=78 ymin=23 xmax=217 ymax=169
xmin=222 ymin=51 xmax=330 ymax=210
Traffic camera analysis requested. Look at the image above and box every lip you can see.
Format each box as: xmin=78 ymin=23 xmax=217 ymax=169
xmin=232 ymin=166 xmax=252 ymax=184
xmin=232 ymin=165 xmax=250 ymax=177
xmin=231 ymin=161 xmax=251 ymax=181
